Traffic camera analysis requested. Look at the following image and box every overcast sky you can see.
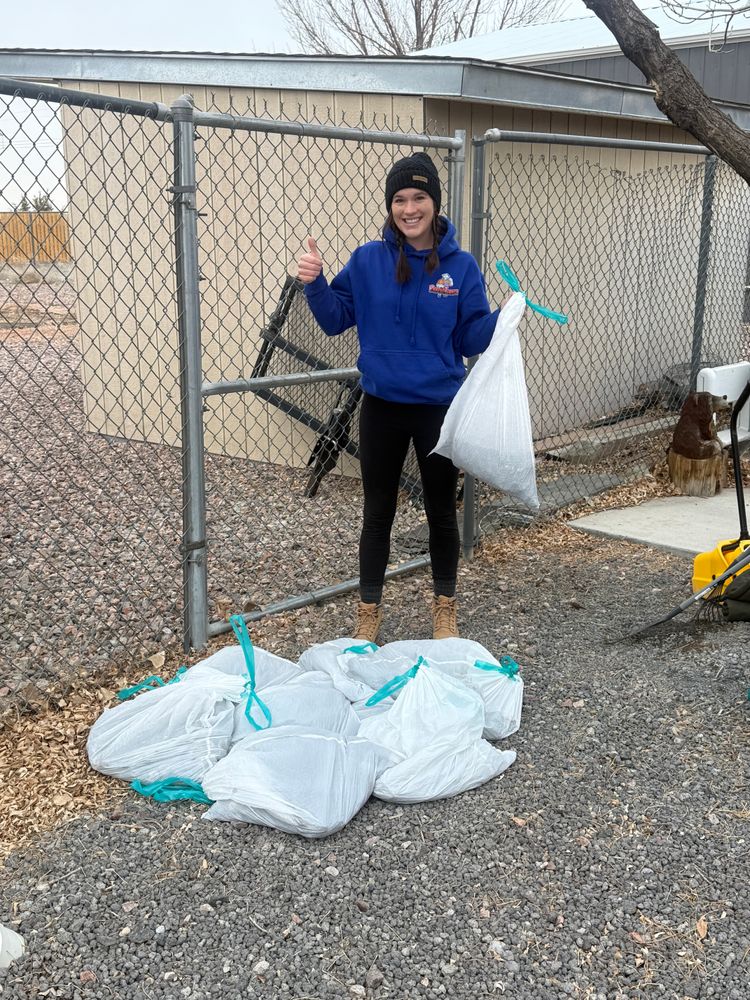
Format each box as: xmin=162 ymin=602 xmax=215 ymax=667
xmin=2 ymin=0 xmax=298 ymax=210
xmin=0 ymin=1 xmax=586 ymax=211
xmin=4 ymin=0 xmax=297 ymax=53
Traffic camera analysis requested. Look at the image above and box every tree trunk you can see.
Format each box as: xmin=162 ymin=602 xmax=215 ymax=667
xmin=667 ymin=447 xmax=726 ymax=496
xmin=582 ymin=0 xmax=750 ymax=186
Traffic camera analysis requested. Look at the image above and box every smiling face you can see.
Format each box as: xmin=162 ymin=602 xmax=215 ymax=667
xmin=390 ymin=188 xmax=436 ymax=250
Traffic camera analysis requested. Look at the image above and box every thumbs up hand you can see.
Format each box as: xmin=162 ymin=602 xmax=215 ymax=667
xmin=297 ymin=236 xmax=323 ymax=285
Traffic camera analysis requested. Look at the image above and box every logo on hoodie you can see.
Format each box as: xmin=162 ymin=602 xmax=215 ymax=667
xmin=429 ymin=273 xmax=459 ymax=297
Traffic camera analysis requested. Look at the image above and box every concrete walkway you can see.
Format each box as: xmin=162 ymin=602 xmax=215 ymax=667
xmin=569 ymin=490 xmax=747 ymax=557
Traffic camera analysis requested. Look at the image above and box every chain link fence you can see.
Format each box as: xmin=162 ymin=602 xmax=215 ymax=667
xmin=3 ymin=78 xmax=750 ymax=699
xmin=466 ymin=132 xmax=750 ymax=539
xmin=0 ymin=78 xmax=464 ymax=696
xmin=1 ymin=82 xmax=182 ymax=703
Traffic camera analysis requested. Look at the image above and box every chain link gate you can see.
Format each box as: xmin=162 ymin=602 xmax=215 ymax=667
xmin=179 ymin=100 xmax=466 ymax=645
xmin=462 ymin=129 xmax=750 ymax=549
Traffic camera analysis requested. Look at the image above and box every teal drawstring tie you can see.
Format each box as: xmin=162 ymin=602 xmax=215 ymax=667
xmin=366 ymin=656 xmax=426 ymax=707
xmin=130 ymin=777 xmax=213 ymax=805
xmin=496 ymin=260 xmax=568 ymax=325
xmin=229 ymin=614 xmax=272 ymax=731
xmin=474 ymin=655 xmax=521 ymax=681
xmin=343 ymin=642 xmax=379 ymax=654
xmin=117 ymin=665 xmax=188 ymax=700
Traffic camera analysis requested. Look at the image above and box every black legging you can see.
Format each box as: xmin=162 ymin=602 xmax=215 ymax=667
xmin=358 ymin=392 xmax=460 ymax=604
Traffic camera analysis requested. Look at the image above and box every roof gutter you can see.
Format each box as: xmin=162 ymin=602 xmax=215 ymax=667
xmin=1 ymin=48 xmax=749 ymax=131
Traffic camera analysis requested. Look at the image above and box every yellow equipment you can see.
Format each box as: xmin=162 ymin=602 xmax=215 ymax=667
xmin=692 ymin=378 xmax=750 ymax=596
xmin=692 ymin=537 xmax=750 ymax=593
xmin=629 ymin=381 xmax=750 ymax=636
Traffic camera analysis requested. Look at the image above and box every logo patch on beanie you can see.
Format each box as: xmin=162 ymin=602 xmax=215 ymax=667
xmin=412 ymin=174 xmax=428 ymax=183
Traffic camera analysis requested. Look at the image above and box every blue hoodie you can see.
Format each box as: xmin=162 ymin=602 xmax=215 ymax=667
xmin=304 ymin=218 xmax=499 ymax=405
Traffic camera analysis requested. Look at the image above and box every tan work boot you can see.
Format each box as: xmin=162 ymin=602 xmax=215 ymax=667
xmin=433 ymin=595 xmax=458 ymax=640
xmin=354 ymin=601 xmax=383 ymax=644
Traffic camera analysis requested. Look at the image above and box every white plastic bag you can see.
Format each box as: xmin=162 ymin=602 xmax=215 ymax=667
xmin=381 ymin=641 xmax=524 ymax=740
xmin=432 ymin=293 xmax=539 ymax=509
xmin=358 ymin=664 xmax=484 ymax=757
xmin=231 ymin=672 xmax=360 ymax=743
xmin=297 ymin=638 xmax=378 ymax=702
xmin=374 ymin=740 xmax=516 ymax=804
xmin=202 ymin=726 xmax=394 ymax=838
xmin=184 ymin=642 xmax=301 ymax=691
xmin=337 ymin=643 xmax=413 ymax=693
xmin=468 ymin=659 xmax=524 ymax=740
xmin=358 ymin=664 xmax=516 ymax=803
xmin=347 ymin=639 xmax=523 ymax=741
xmin=351 ymin=693 xmax=394 ymax=723
xmin=87 ymin=667 xmax=244 ymax=783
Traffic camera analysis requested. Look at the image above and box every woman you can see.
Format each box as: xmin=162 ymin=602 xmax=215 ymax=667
xmin=297 ymin=151 xmax=500 ymax=643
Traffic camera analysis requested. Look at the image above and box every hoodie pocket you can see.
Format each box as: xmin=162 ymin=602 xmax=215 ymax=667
xmin=360 ymin=349 xmax=464 ymax=404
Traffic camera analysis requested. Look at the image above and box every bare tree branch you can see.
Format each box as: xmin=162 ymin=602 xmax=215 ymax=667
xmin=660 ymin=0 xmax=750 ymax=47
xmin=582 ymin=0 xmax=750 ymax=185
xmin=279 ymin=0 xmax=566 ymax=55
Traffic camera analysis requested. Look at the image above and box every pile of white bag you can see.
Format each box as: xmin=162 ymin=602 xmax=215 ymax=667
xmin=87 ymin=616 xmax=523 ymax=838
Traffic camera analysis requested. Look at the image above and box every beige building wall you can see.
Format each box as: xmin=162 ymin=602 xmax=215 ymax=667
xmin=61 ymin=80 xmax=428 ymax=475
xmin=703 ymin=163 xmax=750 ymax=362
xmin=425 ymin=98 xmax=711 ymax=439
xmin=61 ymin=81 xmax=180 ymax=450
xmin=61 ymin=78 xmax=740 ymax=455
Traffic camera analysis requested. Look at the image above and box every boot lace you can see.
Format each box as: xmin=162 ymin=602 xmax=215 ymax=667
xmin=359 ymin=604 xmax=380 ymax=627
xmin=356 ymin=603 xmax=381 ymax=640
xmin=434 ymin=597 xmax=457 ymax=633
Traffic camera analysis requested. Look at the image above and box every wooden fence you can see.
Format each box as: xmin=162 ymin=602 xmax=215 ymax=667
xmin=0 ymin=212 xmax=71 ymax=264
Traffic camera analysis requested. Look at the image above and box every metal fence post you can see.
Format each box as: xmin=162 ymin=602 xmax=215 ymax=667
xmin=461 ymin=139 xmax=489 ymax=561
xmin=171 ymin=95 xmax=208 ymax=651
xmin=447 ymin=129 xmax=466 ymax=240
xmin=690 ymin=153 xmax=717 ymax=391
xmin=448 ymin=129 xmax=477 ymax=560
xmin=470 ymin=141 xmax=487 ymax=268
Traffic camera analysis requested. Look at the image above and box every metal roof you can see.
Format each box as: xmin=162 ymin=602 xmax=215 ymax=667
xmin=1 ymin=46 xmax=749 ymax=129
xmin=416 ymin=2 xmax=750 ymax=63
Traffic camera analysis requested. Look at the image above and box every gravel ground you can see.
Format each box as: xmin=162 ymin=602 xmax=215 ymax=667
xmin=1 ymin=527 xmax=749 ymax=1000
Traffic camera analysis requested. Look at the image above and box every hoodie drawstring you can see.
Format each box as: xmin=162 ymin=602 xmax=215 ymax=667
xmin=410 ymin=275 xmax=421 ymax=346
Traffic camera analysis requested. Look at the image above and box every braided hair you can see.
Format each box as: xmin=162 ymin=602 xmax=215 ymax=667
xmin=384 ymin=212 xmax=442 ymax=284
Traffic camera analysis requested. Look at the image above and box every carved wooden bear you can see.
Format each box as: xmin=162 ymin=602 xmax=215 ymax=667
xmin=671 ymin=392 xmax=727 ymax=459
xmin=667 ymin=391 xmax=731 ymax=496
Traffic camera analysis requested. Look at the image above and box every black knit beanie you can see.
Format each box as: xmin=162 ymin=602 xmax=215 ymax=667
xmin=385 ymin=152 xmax=441 ymax=214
